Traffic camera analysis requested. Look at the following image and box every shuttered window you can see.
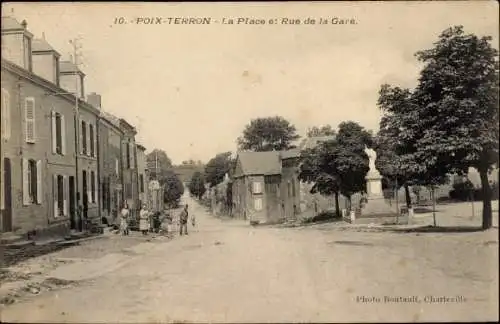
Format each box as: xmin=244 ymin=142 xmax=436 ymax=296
xmin=254 ymin=197 xmax=262 ymax=211
xmin=91 ymin=171 xmax=96 ymax=203
xmin=25 ymin=98 xmax=35 ymax=143
xmin=81 ymin=121 xmax=87 ymax=155
xmin=1 ymin=88 xmax=11 ymax=140
xmin=89 ymin=124 xmax=95 ymax=157
xmin=252 ymin=181 xmax=262 ymax=194
xmin=23 ymin=159 xmax=38 ymax=205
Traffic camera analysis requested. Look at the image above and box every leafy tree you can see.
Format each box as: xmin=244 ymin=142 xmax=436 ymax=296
xmin=376 ymin=85 xmax=421 ymax=208
xmin=204 ymin=152 xmax=233 ymax=187
xmin=299 ymin=142 xmax=341 ymax=218
xmin=299 ymin=121 xmax=372 ymax=216
xmin=411 ymin=26 xmax=499 ymax=229
xmin=335 ymin=121 xmax=372 ymax=208
xmin=146 ymin=149 xmax=173 ymax=180
xmin=306 ymin=125 xmax=336 ymax=137
xmin=237 ymin=116 xmax=300 ymax=151
xmin=189 ymin=171 xmax=206 ymax=199
xmin=163 ymin=170 xmax=184 ymax=208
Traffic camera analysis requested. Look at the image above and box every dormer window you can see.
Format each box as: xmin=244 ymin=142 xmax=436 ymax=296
xmin=23 ymin=35 xmax=32 ymax=71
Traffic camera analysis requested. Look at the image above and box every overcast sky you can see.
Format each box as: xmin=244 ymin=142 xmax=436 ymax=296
xmin=3 ymin=1 xmax=498 ymax=164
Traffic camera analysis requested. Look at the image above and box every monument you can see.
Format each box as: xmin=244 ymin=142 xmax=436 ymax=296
xmin=347 ymin=147 xmax=404 ymax=224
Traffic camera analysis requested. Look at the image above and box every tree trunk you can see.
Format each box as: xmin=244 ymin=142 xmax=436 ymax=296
xmin=334 ymin=192 xmax=340 ymax=218
xmin=479 ymin=168 xmax=492 ymax=230
xmin=404 ymin=184 xmax=412 ymax=208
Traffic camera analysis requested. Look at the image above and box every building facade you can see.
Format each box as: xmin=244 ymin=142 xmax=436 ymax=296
xmin=98 ymin=111 xmax=124 ymax=225
xmin=136 ymin=143 xmax=148 ymax=208
xmin=232 ymin=150 xmax=301 ymax=225
xmin=1 ymin=18 xmax=78 ymax=237
xmin=119 ymin=119 xmax=139 ymax=220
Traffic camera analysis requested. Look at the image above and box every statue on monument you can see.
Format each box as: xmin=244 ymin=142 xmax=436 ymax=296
xmin=364 ymin=147 xmax=378 ymax=175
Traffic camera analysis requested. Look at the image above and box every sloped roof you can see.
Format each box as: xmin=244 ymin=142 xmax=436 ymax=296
xmin=60 ymin=61 xmax=84 ymax=74
xmin=1 ymin=16 xmax=24 ymax=30
xmin=237 ymin=151 xmax=282 ymax=176
xmin=279 ymin=148 xmax=301 ymax=160
xmin=32 ymin=38 xmax=59 ymax=54
xmin=100 ymin=111 xmax=121 ymax=127
xmin=299 ymin=136 xmax=335 ymax=150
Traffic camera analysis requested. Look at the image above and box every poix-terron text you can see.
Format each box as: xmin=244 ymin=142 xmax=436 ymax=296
xmin=113 ymin=16 xmax=357 ymax=25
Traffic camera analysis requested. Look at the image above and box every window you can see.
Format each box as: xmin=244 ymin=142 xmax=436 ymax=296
xmin=25 ymin=98 xmax=35 ymax=143
xmin=254 ymin=197 xmax=262 ymax=211
xmin=91 ymin=171 xmax=96 ymax=203
xmin=57 ymin=175 xmax=64 ymax=216
xmin=139 ymin=174 xmax=144 ymax=193
xmin=126 ymin=143 xmax=131 ymax=169
xmin=252 ymin=181 xmax=262 ymax=194
xmin=1 ymin=88 xmax=11 ymax=140
xmin=23 ymin=159 xmax=41 ymax=205
xmin=89 ymin=124 xmax=95 ymax=157
xmin=81 ymin=121 xmax=87 ymax=154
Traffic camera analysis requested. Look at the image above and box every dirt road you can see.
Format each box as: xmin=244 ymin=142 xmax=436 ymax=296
xmin=1 ymin=196 xmax=498 ymax=323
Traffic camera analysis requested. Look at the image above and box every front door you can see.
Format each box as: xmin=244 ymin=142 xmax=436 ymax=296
xmin=2 ymin=158 xmax=12 ymax=232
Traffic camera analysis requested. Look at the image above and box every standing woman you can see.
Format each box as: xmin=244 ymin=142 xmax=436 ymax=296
xmin=120 ymin=202 xmax=130 ymax=236
xmin=139 ymin=204 xmax=150 ymax=235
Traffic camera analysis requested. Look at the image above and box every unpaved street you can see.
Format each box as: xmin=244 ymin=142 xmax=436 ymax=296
xmin=1 ymin=196 xmax=498 ymax=323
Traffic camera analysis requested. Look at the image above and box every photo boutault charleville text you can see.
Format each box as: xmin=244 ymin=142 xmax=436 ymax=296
xmin=0 ymin=1 xmax=498 ymax=323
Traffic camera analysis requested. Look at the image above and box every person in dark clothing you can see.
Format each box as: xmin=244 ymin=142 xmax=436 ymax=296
xmin=179 ymin=204 xmax=189 ymax=235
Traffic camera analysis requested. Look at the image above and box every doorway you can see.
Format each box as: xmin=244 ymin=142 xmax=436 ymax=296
xmin=69 ymin=176 xmax=76 ymax=230
xmin=2 ymin=158 xmax=12 ymax=232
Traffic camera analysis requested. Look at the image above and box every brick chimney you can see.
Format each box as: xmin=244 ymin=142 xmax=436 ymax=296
xmin=87 ymin=92 xmax=101 ymax=109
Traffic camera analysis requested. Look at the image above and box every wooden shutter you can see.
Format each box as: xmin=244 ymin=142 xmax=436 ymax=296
xmin=79 ymin=119 xmax=83 ymax=154
xmin=22 ymin=158 xmax=30 ymax=205
xmin=36 ymin=160 xmax=42 ymax=204
xmin=1 ymin=89 xmax=11 ymax=140
xmin=61 ymin=114 xmax=66 ymax=155
xmin=53 ymin=174 xmax=58 ymax=217
xmin=87 ymin=171 xmax=92 ymax=204
xmin=25 ymin=98 xmax=35 ymax=143
xmin=63 ymin=175 xmax=68 ymax=216
xmin=93 ymin=124 xmax=97 ymax=158
xmin=86 ymin=125 xmax=91 ymax=156
xmin=94 ymin=171 xmax=98 ymax=204
xmin=115 ymin=158 xmax=119 ymax=175
xmin=51 ymin=111 xmax=57 ymax=154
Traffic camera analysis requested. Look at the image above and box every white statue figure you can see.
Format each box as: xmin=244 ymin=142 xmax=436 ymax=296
xmin=365 ymin=147 xmax=378 ymax=174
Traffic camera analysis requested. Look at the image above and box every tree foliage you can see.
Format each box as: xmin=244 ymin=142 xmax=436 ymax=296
xmin=306 ymin=125 xmax=336 ymax=137
xmin=378 ymin=26 xmax=499 ymax=229
xmin=163 ymin=170 xmax=184 ymax=208
xmin=299 ymin=121 xmax=372 ymax=216
xmin=204 ymin=152 xmax=233 ymax=187
xmin=146 ymin=149 xmax=173 ymax=180
xmin=237 ymin=116 xmax=300 ymax=152
xmin=189 ymin=171 xmax=206 ymax=199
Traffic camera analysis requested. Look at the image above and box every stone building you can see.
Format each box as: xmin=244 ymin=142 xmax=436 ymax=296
xmin=119 ymin=119 xmax=139 ymax=220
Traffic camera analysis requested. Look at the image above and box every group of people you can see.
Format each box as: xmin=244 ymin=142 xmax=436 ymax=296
xmin=118 ymin=203 xmax=195 ymax=236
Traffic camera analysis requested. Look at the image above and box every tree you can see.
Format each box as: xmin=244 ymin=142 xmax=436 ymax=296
xmin=334 ymin=121 xmax=372 ymax=208
xmin=298 ymin=121 xmax=373 ymax=217
xmin=204 ymin=152 xmax=233 ymax=187
xmin=163 ymin=170 xmax=184 ymax=208
xmin=376 ymin=85 xmax=421 ymax=209
xmin=146 ymin=149 xmax=173 ymax=180
xmin=412 ymin=26 xmax=499 ymax=229
xmin=306 ymin=125 xmax=336 ymax=137
xmin=237 ymin=116 xmax=300 ymax=151
xmin=299 ymin=142 xmax=341 ymax=218
xmin=189 ymin=171 xmax=206 ymax=199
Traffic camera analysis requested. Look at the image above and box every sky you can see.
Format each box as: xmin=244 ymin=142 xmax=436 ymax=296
xmin=3 ymin=1 xmax=498 ymax=164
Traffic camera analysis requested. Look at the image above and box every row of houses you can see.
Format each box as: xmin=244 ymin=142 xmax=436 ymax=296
xmin=0 ymin=16 xmax=153 ymax=240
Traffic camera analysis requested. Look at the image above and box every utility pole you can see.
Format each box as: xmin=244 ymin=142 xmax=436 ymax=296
xmin=69 ymin=37 xmax=83 ymax=231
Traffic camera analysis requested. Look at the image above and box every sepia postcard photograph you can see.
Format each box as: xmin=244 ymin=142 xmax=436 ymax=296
xmin=0 ymin=1 xmax=499 ymax=323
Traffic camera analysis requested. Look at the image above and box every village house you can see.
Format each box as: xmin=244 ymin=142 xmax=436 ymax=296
xmin=98 ymin=110 xmax=124 ymax=226
xmin=58 ymin=60 xmax=100 ymax=226
xmin=136 ymin=143 xmax=149 ymax=209
xmin=120 ymin=119 xmax=140 ymax=220
xmin=232 ymin=150 xmax=301 ymax=225
xmin=1 ymin=17 xmax=81 ymax=237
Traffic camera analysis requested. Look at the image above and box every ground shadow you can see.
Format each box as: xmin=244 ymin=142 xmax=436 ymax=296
xmin=391 ymin=225 xmax=495 ymax=234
